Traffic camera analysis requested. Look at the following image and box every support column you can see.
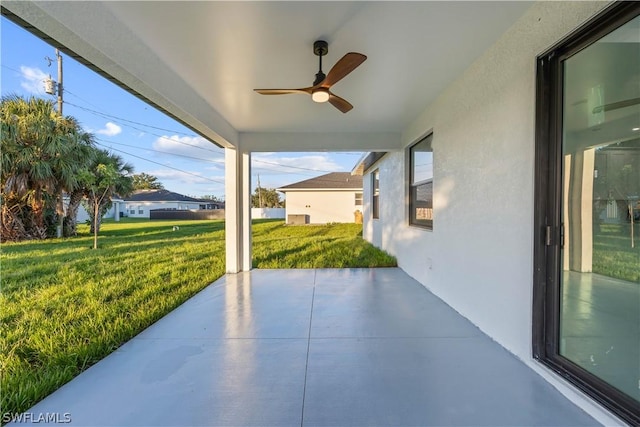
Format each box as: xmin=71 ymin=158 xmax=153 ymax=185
xmin=567 ymin=148 xmax=594 ymax=273
xmin=225 ymin=148 xmax=252 ymax=273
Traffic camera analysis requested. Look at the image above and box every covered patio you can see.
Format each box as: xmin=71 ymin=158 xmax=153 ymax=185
xmin=3 ymin=1 xmax=635 ymax=424
xmin=12 ymin=269 xmax=596 ymax=426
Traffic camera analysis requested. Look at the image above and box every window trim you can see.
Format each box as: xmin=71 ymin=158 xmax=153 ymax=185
xmin=372 ymin=170 xmax=380 ymax=220
xmin=408 ymin=134 xmax=434 ymax=229
xmin=533 ymin=3 xmax=640 ymax=424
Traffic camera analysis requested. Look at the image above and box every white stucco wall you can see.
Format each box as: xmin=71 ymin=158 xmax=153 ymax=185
xmin=76 ymin=203 xmax=120 ymax=223
xmin=251 ymin=208 xmax=286 ymax=219
xmin=284 ymin=190 xmax=362 ymax=224
xmin=362 ymin=2 xmax=622 ymax=424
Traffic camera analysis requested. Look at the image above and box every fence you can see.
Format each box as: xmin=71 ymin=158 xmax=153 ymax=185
xmin=150 ymin=209 xmax=225 ymax=220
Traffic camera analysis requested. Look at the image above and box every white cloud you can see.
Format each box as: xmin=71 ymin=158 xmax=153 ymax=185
xmin=153 ymin=135 xmax=223 ymax=162
xmin=20 ymin=66 xmax=49 ymax=95
xmin=147 ymin=169 xmax=223 ymax=186
xmin=252 ymin=153 xmax=344 ymax=175
xmin=95 ymin=122 xmax=122 ymax=136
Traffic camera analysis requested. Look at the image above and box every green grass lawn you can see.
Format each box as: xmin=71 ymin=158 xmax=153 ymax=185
xmin=592 ymin=223 xmax=640 ymax=283
xmin=0 ymin=219 xmax=395 ymax=418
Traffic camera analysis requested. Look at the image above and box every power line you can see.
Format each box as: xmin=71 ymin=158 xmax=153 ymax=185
xmin=3 ymin=66 xmax=351 ymax=177
xmin=64 ymin=101 xmax=224 ymax=156
xmin=94 ymin=137 xmax=224 ymax=165
xmin=64 ymin=88 xmax=105 ymax=111
xmin=94 ymin=137 xmax=324 ymax=178
xmin=65 ymin=100 xmax=205 ymax=139
xmin=0 ymin=64 xmax=22 ymax=74
xmin=64 ymin=98 xmax=355 ymax=172
xmin=95 ymin=141 xmax=225 ymax=185
xmin=251 ymin=158 xmax=333 ymax=173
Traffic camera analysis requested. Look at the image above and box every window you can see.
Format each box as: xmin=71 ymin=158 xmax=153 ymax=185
xmin=129 ymin=209 xmax=135 ymax=215
xmin=355 ymin=192 xmax=363 ymax=206
xmin=372 ymin=170 xmax=380 ymax=219
xmin=409 ymin=134 xmax=433 ymax=228
xmin=138 ymin=206 xmax=144 ymax=214
xmin=533 ymin=3 xmax=639 ymax=424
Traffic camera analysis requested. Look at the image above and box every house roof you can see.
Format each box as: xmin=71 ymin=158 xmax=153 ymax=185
xmin=278 ymin=172 xmax=363 ymax=191
xmin=125 ymin=189 xmax=204 ymax=203
xmin=352 ymin=152 xmax=388 ymax=176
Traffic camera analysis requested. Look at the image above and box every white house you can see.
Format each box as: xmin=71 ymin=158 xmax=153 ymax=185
xmin=4 ymin=2 xmax=637 ymax=424
xmin=75 ymin=197 xmax=124 ymax=223
xmin=277 ymin=172 xmax=363 ymax=224
xmin=124 ymin=189 xmax=223 ymax=218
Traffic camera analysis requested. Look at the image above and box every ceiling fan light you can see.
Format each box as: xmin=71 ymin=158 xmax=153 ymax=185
xmin=312 ymin=89 xmax=330 ymax=103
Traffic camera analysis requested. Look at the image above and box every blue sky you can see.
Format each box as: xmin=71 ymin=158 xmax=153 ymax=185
xmin=1 ymin=17 xmax=364 ymax=199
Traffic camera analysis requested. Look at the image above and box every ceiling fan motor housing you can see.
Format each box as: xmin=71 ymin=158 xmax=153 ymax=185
xmin=313 ymin=40 xmax=328 ymax=57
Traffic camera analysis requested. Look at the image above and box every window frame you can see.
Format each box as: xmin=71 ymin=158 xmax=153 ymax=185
xmin=533 ymin=3 xmax=640 ymax=424
xmin=408 ymin=134 xmax=434 ymax=229
xmin=372 ymin=170 xmax=380 ymax=220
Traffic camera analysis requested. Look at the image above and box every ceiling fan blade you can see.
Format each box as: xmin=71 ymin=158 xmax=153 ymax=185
xmin=322 ymin=53 xmax=367 ymax=88
xmin=329 ymin=93 xmax=353 ymax=113
xmin=254 ymin=88 xmax=312 ymax=95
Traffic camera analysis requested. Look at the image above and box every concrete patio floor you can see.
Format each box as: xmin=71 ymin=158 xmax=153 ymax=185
xmin=14 ymin=268 xmax=599 ymax=426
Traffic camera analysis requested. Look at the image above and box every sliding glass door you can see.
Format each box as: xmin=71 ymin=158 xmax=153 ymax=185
xmin=534 ymin=4 xmax=639 ymax=424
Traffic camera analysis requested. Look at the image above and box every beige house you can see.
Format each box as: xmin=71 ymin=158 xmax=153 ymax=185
xmin=277 ymin=172 xmax=362 ymax=224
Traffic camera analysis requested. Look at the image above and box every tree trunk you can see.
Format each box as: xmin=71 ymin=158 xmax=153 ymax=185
xmin=56 ymin=189 xmax=64 ymax=238
xmin=93 ymin=200 xmax=99 ymax=249
xmin=30 ymin=190 xmax=47 ymax=240
xmin=63 ymin=191 xmax=83 ymax=237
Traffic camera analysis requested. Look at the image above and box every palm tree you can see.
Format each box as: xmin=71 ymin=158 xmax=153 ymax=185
xmin=1 ymin=95 xmax=95 ymax=241
xmin=52 ymin=117 xmax=96 ymax=237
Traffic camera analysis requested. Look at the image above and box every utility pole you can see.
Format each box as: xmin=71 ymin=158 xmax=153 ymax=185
xmin=257 ymin=174 xmax=263 ymax=208
xmin=45 ymin=49 xmax=64 ymax=237
xmin=45 ymin=49 xmax=63 ymax=115
xmin=56 ymin=49 xmax=63 ymax=115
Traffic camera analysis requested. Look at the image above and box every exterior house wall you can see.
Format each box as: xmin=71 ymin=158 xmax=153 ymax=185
xmin=124 ymin=201 xmax=202 ymax=218
xmin=284 ymin=190 xmax=362 ymax=224
xmin=251 ymin=207 xmax=286 ymax=219
xmin=76 ymin=204 xmax=120 ymax=223
xmin=362 ymin=1 xmax=620 ymax=424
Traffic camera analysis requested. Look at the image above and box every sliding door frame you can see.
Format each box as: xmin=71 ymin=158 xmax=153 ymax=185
xmin=532 ymin=2 xmax=640 ymax=424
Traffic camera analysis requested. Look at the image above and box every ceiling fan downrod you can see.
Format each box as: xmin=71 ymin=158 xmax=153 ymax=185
xmin=313 ymin=40 xmax=328 ymax=86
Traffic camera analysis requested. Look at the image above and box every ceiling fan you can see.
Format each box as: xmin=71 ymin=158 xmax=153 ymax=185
xmin=254 ymin=40 xmax=366 ymax=113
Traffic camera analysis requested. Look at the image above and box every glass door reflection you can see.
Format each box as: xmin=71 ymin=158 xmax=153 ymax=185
xmin=560 ymin=15 xmax=640 ymax=402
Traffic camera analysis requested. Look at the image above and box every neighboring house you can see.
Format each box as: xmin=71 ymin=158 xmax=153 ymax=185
xmin=277 ymin=172 xmax=363 ymax=224
xmin=124 ymin=189 xmax=223 ymax=218
xmin=64 ymin=195 xmax=124 ymax=223
xmin=75 ymin=197 xmax=125 ymax=223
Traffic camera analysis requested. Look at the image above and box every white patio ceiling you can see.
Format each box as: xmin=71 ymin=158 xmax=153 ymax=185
xmin=3 ymin=1 xmax=531 ymax=151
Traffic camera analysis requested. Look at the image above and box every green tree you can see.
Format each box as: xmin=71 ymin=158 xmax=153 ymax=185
xmin=200 ymin=194 xmax=224 ymax=202
xmin=81 ymin=150 xmax=134 ymax=239
xmin=0 ymin=95 xmax=95 ymax=241
xmin=251 ymin=187 xmax=282 ymax=208
xmin=132 ymin=172 xmax=164 ymax=190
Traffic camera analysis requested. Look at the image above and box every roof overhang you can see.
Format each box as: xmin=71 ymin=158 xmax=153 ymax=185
xmin=1 ymin=1 xmax=532 ymax=152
